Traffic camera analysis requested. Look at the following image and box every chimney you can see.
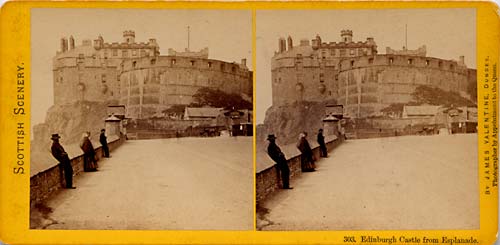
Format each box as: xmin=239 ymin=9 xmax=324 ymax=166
xmin=459 ymin=56 xmax=465 ymax=65
xmin=69 ymin=36 xmax=75 ymax=50
xmin=60 ymin=37 xmax=68 ymax=52
xmin=287 ymin=36 xmax=293 ymax=50
xmin=278 ymin=37 xmax=286 ymax=53
xmin=241 ymin=58 xmax=247 ymax=67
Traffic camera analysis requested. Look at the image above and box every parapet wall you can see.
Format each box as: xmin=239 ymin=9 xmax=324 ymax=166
xmin=256 ymin=135 xmax=343 ymax=203
xmin=30 ymin=136 xmax=125 ymax=208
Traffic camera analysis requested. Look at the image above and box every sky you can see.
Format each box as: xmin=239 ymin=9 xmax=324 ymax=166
xmin=256 ymin=9 xmax=477 ymax=123
xmin=31 ymin=8 xmax=252 ymax=128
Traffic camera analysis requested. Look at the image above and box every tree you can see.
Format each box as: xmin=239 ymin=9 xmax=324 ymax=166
xmin=411 ymin=85 xmax=476 ymax=107
xmin=191 ymin=88 xmax=252 ymax=110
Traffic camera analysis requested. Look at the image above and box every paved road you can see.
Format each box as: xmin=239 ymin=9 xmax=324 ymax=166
xmin=258 ymin=134 xmax=479 ymax=231
xmin=39 ymin=136 xmax=253 ymax=230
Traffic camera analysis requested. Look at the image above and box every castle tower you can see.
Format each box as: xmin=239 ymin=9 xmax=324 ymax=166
xmin=341 ymin=30 xmax=353 ymax=43
xmin=278 ymin=37 xmax=286 ymax=53
xmin=287 ymin=36 xmax=293 ymax=50
xmin=69 ymin=36 xmax=75 ymax=50
xmin=94 ymin=35 xmax=104 ymax=49
xmin=123 ymin=30 xmax=135 ymax=44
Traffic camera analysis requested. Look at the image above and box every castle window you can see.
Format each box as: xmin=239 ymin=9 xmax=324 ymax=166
xmin=329 ymin=91 xmax=332 ymax=96
xmin=232 ymin=66 xmax=236 ymax=72
xmin=350 ymin=60 xmax=355 ymax=67
xmin=408 ymin=59 xmax=413 ymax=65
xmin=438 ymin=61 xmax=443 ymax=68
xmin=171 ymin=59 xmax=176 ymax=65
xmin=101 ymin=74 xmax=106 ymax=83
xmin=78 ymin=53 xmax=84 ymax=59
xmin=389 ymin=57 xmax=394 ymax=64
xmin=140 ymin=50 xmax=146 ymax=57
xmin=330 ymin=49 xmax=335 ymax=56
xmin=112 ymin=49 xmax=118 ymax=56
xmin=150 ymin=59 xmax=156 ymax=65
xmin=132 ymin=50 xmax=137 ymax=56
xmin=132 ymin=61 xmax=137 ymax=68
xmin=350 ymin=49 xmax=355 ymax=56
xmin=221 ymin=64 xmax=225 ymax=71
xmin=368 ymin=58 xmax=374 ymax=64
xmin=426 ymin=60 xmax=430 ymax=66
xmin=208 ymin=62 xmax=212 ymax=68
xmin=190 ymin=60 xmax=195 ymax=66
xmin=340 ymin=49 xmax=346 ymax=56
xmin=122 ymin=50 xmax=128 ymax=57
xmin=104 ymin=50 xmax=108 ymax=58
xmin=450 ymin=64 xmax=454 ymax=70
xmin=335 ymin=74 xmax=339 ymax=81
xmin=117 ymin=74 xmax=120 ymax=81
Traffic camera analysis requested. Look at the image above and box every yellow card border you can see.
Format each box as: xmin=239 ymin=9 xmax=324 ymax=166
xmin=0 ymin=1 xmax=498 ymax=244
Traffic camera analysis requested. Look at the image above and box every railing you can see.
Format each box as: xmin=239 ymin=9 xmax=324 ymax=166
xmin=256 ymin=135 xmax=344 ymax=204
xmin=30 ymin=136 xmax=125 ymax=208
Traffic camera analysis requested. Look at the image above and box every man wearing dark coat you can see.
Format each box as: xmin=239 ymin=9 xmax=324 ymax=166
xmin=267 ymin=134 xmax=292 ymax=189
xmin=100 ymin=129 xmax=110 ymax=158
xmin=50 ymin=134 xmax=75 ymax=189
xmin=317 ymin=128 xmax=328 ymax=157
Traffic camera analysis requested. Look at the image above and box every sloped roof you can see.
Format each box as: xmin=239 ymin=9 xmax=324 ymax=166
xmin=185 ymin=107 xmax=222 ymax=118
xmin=403 ymin=105 xmax=440 ymax=116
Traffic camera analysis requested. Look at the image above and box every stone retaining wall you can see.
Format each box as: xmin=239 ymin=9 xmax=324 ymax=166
xmin=256 ymin=135 xmax=343 ymax=204
xmin=30 ymin=136 xmax=125 ymax=208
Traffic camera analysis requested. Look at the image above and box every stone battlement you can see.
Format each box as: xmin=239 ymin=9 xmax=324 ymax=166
xmin=338 ymin=54 xmax=468 ymax=74
xmin=121 ymin=55 xmax=250 ymax=75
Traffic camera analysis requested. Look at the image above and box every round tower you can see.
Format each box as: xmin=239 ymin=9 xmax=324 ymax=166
xmin=341 ymin=30 xmax=353 ymax=43
xmin=123 ymin=30 xmax=135 ymax=44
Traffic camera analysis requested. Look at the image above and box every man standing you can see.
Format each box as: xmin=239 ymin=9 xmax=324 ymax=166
xmin=267 ymin=134 xmax=292 ymax=189
xmin=317 ymin=128 xmax=328 ymax=158
xmin=50 ymin=134 xmax=75 ymax=189
xmin=100 ymin=129 xmax=110 ymax=158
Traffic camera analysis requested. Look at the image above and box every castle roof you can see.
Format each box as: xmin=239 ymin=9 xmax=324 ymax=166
xmin=55 ymin=44 xmax=97 ymax=59
xmin=273 ymin=45 xmax=315 ymax=59
xmin=403 ymin=105 xmax=441 ymax=117
xmin=184 ymin=107 xmax=223 ymax=119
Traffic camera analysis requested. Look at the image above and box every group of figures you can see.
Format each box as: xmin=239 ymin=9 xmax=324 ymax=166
xmin=50 ymin=129 xmax=111 ymax=189
xmin=267 ymin=129 xmax=329 ymax=189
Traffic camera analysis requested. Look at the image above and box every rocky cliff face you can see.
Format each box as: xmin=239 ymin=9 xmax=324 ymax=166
xmin=31 ymin=101 xmax=110 ymax=155
xmin=256 ymin=101 xmax=332 ymax=152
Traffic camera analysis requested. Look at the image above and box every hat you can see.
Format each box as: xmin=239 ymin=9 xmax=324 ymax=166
xmin=51 ymin=134 xmax=61 ymax=140
xmin=267 ymin=134 xmax=277 ymax=140
xmin=101 ymin=128 xmax=105 ymax=132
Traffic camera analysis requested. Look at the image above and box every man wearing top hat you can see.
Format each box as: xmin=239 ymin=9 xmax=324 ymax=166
xmin=50 ymin=134 xmax=75 ymax=189
xmin=266 ymin=134 xmax=292 ymax=189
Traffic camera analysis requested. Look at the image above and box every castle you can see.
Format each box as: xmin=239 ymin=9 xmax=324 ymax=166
xmin=53 ymin=30 xmax=252 ymax=119
xmin=271 ymin=30 xmax=476 ymax=118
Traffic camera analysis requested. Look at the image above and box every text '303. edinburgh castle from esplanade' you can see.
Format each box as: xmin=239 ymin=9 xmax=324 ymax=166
xmin=271 ymin=29 xmax=476 ymax=118
xmin=53 ymin=30 xmax=253 ymax=119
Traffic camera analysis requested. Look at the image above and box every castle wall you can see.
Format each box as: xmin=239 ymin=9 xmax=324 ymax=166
xmin=53 ymin=56 xmax=121 ymax=105
xmin=337 ymin=55 xmax=469 ymax=117
xmin=119 ymin=56 xmax=252 ymax=118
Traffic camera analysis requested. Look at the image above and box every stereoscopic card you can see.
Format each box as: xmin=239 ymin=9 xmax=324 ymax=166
xmin=0 ymin=1 xmax=498 ymax=245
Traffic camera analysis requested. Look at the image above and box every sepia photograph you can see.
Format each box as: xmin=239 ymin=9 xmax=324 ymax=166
xmin=255 ymin=9 xmax=478 ymax=231
xmin=29 ymin=8 xmax=254 ymax=230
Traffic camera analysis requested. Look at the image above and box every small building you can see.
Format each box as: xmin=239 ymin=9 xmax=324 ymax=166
xmin=184 ymin=107 xmax=223 ymax=120
xmin=402 ymin=105 xmax=440 ymax=118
